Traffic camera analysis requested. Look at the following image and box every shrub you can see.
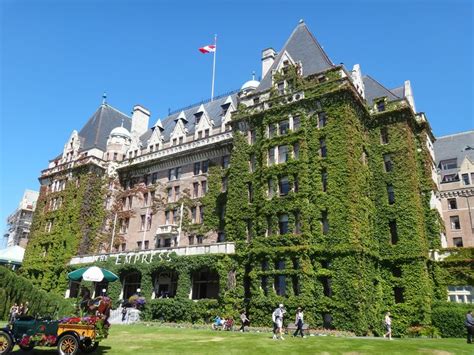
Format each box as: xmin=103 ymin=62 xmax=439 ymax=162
xmin=405 ymin=325 xmax=440 ymax=338
xmin=0 ymin=266 xmax=74 ymax=320
xmin=431 ymin=302 xmax=472 ymax=338
xmin=141 ymin=298 xmax=219 ymax=324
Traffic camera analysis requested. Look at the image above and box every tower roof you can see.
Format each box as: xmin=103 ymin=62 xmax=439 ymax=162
xmin=362 ymin=75 xmax=401 ymax=106
xmin=78 ymin=104 xmax=132 ymax=151
xmin=257 ymin=21 xmax=334 ymax=91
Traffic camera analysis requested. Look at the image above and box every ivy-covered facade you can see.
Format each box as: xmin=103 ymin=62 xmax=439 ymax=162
xmin=21 ymin=21 xmax=447 ymax=335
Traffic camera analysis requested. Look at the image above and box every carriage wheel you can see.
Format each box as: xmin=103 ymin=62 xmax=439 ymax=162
xmin=57 ymin=334 xmax=79 ymax=355
xmin=79 ymin=338 xmax=99 ymax=353
xmin=0 ymin=331 xmax=13 ymax=355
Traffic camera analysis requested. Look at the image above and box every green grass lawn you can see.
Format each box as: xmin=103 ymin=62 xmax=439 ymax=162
xmin=8 ymin=324 xmax=473 ymax=354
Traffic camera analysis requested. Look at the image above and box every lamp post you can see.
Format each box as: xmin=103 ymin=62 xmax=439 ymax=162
xmin=102 ymin=288 xmax=106 ymax=296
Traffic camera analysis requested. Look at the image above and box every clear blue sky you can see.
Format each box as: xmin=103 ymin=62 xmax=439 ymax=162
xmin=1 ymin=0 xmax=473 ymax=248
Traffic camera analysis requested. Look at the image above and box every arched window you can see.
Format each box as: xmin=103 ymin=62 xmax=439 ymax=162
xmin=192 ymin=269 xmax=219 ymax=299
xmin=122 ymin=272 xmax=141 ymax=300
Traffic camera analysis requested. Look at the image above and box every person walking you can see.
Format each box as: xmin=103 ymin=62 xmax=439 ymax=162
xmin=383 ymin=312 xmax=392 ymax=340
xmin=272 ymin=304 xmax=286 ymax=340
xmin=465 ymin=310 xmax=473 ymax=344
xmin=239 ymin=311 xmax=250 ymax=332
xmin=121 ymin=307 xmax=127 ymax=322
xmin=293 ymin=307 xmax=305 ymax=338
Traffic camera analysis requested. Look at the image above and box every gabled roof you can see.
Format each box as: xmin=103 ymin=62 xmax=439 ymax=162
xmin=433 ymin=130 xmax=474 ymax=167
xmin=257 ymin=21 xmax=334 ymax=92
xmin=139 ymin=95 xmax=237 ymax=145
xmin=363 ymin=75 xmax=401 ymax=106
xmin=78 ymin=104 xmax=132 ymax=151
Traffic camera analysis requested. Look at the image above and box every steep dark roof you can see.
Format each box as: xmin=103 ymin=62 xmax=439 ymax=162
xmin=363 ymin=75 xmax=401 ymax=106
xmin=257 ymin=21 xmax=334 ymax=91
xmin=433 ymin=131 xmax=474 ymax=167
xmin=139 ymin=94 xmax=237 ymax=145
xmin=78 ymin=104 xmax=132 ymax=151
xmin=390 ymin=86 xmax=404 ymax=99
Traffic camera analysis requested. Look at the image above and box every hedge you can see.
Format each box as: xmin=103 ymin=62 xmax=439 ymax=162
xmin=0 ymin=266 xmax=74 ymax=320
xmin=431 ymin=302 xmax=472 ymax=338
xmin=141 ymin=299 xmax=220 ymax=324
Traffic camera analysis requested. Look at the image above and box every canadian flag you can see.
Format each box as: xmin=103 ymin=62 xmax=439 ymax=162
xmin=199 ymin=44 xmax=216 ymax=54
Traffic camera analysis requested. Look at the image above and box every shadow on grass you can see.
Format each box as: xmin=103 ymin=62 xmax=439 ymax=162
xmin=11 ymin=345 xmax=112 ymax=354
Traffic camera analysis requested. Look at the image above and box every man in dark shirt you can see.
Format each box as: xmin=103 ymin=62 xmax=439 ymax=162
xmin=466 ymin=310 xmax=473 ymax=344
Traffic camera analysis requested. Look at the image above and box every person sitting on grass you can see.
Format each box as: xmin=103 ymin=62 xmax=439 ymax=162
xmin=212 ymin=316 xmax=223 ymax=330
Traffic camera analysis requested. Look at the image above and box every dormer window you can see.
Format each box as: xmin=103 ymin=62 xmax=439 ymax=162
xmin=277 ymin=82 xmax=285 ymax=95
xmin=221 ymin=103 xmax=231 ymax=116
xmin=194 ymin=112 xmax=203 ymax=125
xmin=282 ymin=60 xmax=290 ymax=74
xmin=376 ymin=100 xmax=386 ymax=112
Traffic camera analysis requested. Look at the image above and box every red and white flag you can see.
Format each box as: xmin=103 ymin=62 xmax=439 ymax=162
xmin=199 ymin=44 xmax=216 ymax=54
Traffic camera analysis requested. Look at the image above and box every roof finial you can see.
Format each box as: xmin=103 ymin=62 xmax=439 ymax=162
xmin=120 ymin=118 xmax=124 ymax=128
xmin=102 ymin=92 xmax=107 ymax=105
xmin=252 ymin=71 xmax=256 ymax=80
xmin=299 ymin=19 xmax=304 ymax=24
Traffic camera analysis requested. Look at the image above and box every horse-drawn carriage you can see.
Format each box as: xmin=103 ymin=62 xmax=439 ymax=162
xmin=0 ymin=296 xmax=111 ymax=355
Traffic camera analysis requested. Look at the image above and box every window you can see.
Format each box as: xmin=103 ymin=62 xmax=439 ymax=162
xmin=321 ymin=210 xmax=329 ymax=235
xmin=462 ymin=173 xmax=470 ymax=185
xmin=246 ymin=220 xmax=253 ymax=241
xmin=194 ymin=162 xmax=201 ymax=175
xmin=222 ymin=155 xmax=230 ymax=169
xmin=442 ymin=174 xmax=459 ymax=183
xmin=268 ymin=123 xmax=277 ymax=138
xmin=277 ymin=82 xmax=285 ymax=95
xmin=294 ymin=212 xmax=301 ymax=234
xmin=165 ymin=210 xmax=171 ymax=224
xmin=168 ymin=168 xmax=175 ymax=181
xmin=279 ymin=120 xmax=289 ymax=135
xmin=392 ymin=266 xmax=402 ymax=278
xmin=201 ymin=181 xmax=207 ymax=195
xmin=293 ymin=143 xmax=300 ymax=159
xmin=164 ymin=238 xmax=171 ymax=247
xmin=143 ymin=193 xmax=149 ymax=207
xmin=318 ymin=112 xmax=327 ymax=128
xmin=248 ymin=183 xmax=253 ymax=203
xmin=294 ymin=175 xmax=299 ymax=193
xmin=249 ymin=154 xmax=256 ymax=172
xmin=450 ymin=216 xmax=461 ymax=230
xmin=279 ymin=176 xmax=290 ymax=196
xmin=127 ymin=196 xmax=133 ymax=209
xmin=176 ymin=167 xmax=182 ymax=180
xmin=261 ymin=261 xmax=269 ymax=295
xmin=144 ymin=174 xmax=150 ymax=186
xmin=322 ymin=169 xmax=328 ymax=192
xmin=383 ymin=154 xmax=393 ymax=172
xmin=249 ymin=130 xmax=256 ymax=144
xmin=320 ymin=138 xmax=327 ymax=158
xmin=144 ymin=240 xmax=149 ymax=250
xmin=376 ymin=101 xmax=385 ymax=112
xmin=387 ymin=184 xmax=395 ymax=205
xmin=389 ymin=220 xmax=398 ymax=245
xmin=380 ymin=127 xmax=389 ymax=144
xmin=275 ymin=260 xmax=286 ymax=296
xmin=268 ymin=147 xmax=276 ymax=165
xmin=191 ymin=207 xmax=197 ymax=223
xmin=137 ymin=241 xmax=142 ymax=250
xmin=268 ymin=179 xmax=274 ymax=198
xmin=121 ymin=243 xmax=126 ymax=251
xmin=167 ymin=188 xmax=172 ymax=202
xmin=202 ymin=160 xmax=209 ymax=174
xmin=197 ymin=235 xmax=204 ymax=244
xmin=204 ymin=129 xmax=210 ymax=137
xmin=152 ymin=172 xmax=158 ymax=184
xmin=179 ymin=137 xmax=184 ymax=144
xmin=140 ymin=215 xmax=146 ymax=231
xmin=113 ymin=152 xmax=118 ymax=161
xmin=188 ymin=235 xmax=195 ymax=245
xmin=266 ymin=216 xmax=273 ymax=236
xmin=193 ymin=182 xmax=199 ymax=198
xmin=448 ymin=198 xmax=457 ymax=210
xmin=192 ymin=269 xmax=219 ymax=299
xmin=292 ymin=116 xmax=301 ymax=131
xmin=394 ymin=287 xmax=404 ymax=303
xmin=279 ymin=145 xmax=289 ymax=163
xmin=222 ymin=176 xmax=228 ymax=192
xmin=200 ymin=206 xmax=204 ymax=223
xmin=174 ymin=186 xmax=180 ymax=201
xmin=279 ymin=214 xmax=289 ymax=234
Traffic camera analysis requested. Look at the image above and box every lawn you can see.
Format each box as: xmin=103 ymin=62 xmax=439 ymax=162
xmin=8 ymin=324 xmax=472 ymax=354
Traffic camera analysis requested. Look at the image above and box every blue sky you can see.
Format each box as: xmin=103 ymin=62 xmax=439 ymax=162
xmin=0 ymin=0 xmax=473 ymax=248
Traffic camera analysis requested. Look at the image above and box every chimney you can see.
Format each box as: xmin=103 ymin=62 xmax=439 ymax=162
xmin=262 ymin=48 xmax=276 ymax=78
xmin=351 ymin=64 xmax=365 ymax=99
xmin=131 ymin=105 xmax=150 ymax=137
xmin=404 ymin=80 xmax=416 ymax=113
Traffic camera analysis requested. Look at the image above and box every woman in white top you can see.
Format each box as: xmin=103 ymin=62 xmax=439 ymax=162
xmin=293 ymin=307 xmax=305 ymax=337
xmin=383 ymin=312 xmax=392 ymax=340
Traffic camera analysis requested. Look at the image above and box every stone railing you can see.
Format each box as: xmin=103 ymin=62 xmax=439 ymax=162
xmin=118 ymin=131 xmax=233 ymax=169
xmin=156 ymin=224 xmax=178 ymax=236
xmin=69 ymin=242 xmax=236 ymax=265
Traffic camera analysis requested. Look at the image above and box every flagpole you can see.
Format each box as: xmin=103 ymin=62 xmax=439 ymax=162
xmin=211 ymin=34 xmax=217 ymax=101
